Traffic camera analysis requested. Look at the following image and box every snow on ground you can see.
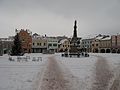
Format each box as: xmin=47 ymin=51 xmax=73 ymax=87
xmin=55 ymin=53 xmax=120 ymax=90
xmin=0 ymin=53 xmax=53 ymax=90
xmin=90 ymin=53 xmax=120 ymax=71
xmin=0 ymin=53 xmax=120 ymax=90
xmin=40 ymin=56 xmax=82 ymax=90
xmin=55 ymin=54 xmax=97 ymax=90
xmin=90 ymin=53 xmax=120 ymax=81
xmin=90 ymin=53 xmax=120 ymax=89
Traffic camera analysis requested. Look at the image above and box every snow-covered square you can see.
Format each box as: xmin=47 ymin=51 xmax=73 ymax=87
xmin=0 ymin=53 xmax=120 ymax=90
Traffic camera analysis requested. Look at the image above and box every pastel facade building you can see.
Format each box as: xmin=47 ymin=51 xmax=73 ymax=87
xmin=99 ymin=36 xmax=111 ymax=53
xmin=32 ymin=34 xmax=47 ymax=53
xmin=111 ymin=34 xmax=120 ymax=53
xmin=0 ymin=37 xmax=14 ymax=55
xmin=58 ymin=39 xmax=70 ymax=52
xmin=81 ymin=38 xmax=93 ymax=52
xmin=92 ymin=35 xmax=111 ymax=53
xmin=16 ymin=29 xmax=32 ymax=53
xmin=47 ymin=37 xmax=58 ymax=53
xmin=92 ymin=36 xmax=102 ymax=53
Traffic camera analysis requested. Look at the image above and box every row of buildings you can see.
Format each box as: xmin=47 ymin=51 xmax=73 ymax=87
xmin=0 ymin=29 xmax=66 ymax=55
xmin=0 ymin=29 xmax=120 ymax=55
xmin=91 ymin=34 xmax=120 ymax=53
xmin=0 ymin=36 xmax=14 ymax=55
xmin=81 ymin=34 xmax=120 ymax=53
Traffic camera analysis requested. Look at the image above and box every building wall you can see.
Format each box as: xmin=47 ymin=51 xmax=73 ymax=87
xmin=100 ymin=40 xmax=111 ymax=48
xmin=81 ymin=39 xmax=93 ymax=52
xmin=0 ymin=38 xmax=14 ymax=55
xmin=111 ymin=35 xmax=120 ymax=53
xmin=118 ymin=35 xmax=120 ymax=47
xmin=58 ymin=39 xmax=70 ymax=52
xmin=92 ymin=39 xmax=100 ymax=53
xmin=17 ymin=29 xmax=32 ymax=53
xmin=32 ymin=36 xmax=59 ymax=53
xmin=111 ymin=35 xmax=116 ymax=48
xmin=91 ymin=35 xmax=112 ymax=53
xmin=99 ymin=39 xmax=111 ymax=53
xmin=111 ymin=35 xmax=120 ymax=48
xmin=47 ymin=37 xmax=58 ymax=52
xmin=0 ymin=40 xmax=3 ymax=55
xmin=2 ymin=41 xmax=14 ymax=54
xmin=32 ymin=37 xmax=47 ymax=53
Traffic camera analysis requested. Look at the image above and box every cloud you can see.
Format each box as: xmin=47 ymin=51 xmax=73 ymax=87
xmin=0 ymin=0 xmax=120 ymax=37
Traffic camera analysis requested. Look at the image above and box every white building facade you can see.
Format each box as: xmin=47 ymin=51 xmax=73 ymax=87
xmin=47 ymin=37 xmax=58 ymax=53
xmin=81 ymin=38 xmax=93 ymax=52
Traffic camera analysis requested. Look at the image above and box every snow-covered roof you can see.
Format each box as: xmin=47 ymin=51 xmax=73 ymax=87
xmin=82 ymin=35 xmax=95 ymax=40
xmin=59 ymin=39 xmax=68 ymax=44
xmin=0 ymin=38 xmax=13 ymax=41
xmin=32 ymin=35 xmax=41 ymax=38
xmin=101 ymin=36 xmax=111 ymax=40
xmin=95 ymin=34 xmax=111 ymax=40
xmin=32 ymin=36 xmax=47 ymax=41
xmin=82 ymin=38 xmax=94 ymax=41
xmin=96 ymin=36 xmax=103 ymax=40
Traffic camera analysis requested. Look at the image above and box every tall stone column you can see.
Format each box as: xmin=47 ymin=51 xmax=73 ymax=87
xmin=73 ymin=20 xmax=77 ymax=38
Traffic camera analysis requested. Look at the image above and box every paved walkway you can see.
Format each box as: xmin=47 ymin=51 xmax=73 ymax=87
xmin=109 ymin=65 xmax=120 ymax=90
xmin=38 ymin=56 xmax=80 ymax=90
xmin=34 ymin=55 xmax=119 ymax=90
xmin=92 ymin=56 xmax=113 ymax=90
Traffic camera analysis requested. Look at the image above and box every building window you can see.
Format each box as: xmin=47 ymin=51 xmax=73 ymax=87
xmin=92 ymin=44 xmax=94 ymax=46
xmin=44 ymin=43 xmax=46 ymax=46
xmin=33 ymin=43 xmax=35 ymax=46
xmin=48 ymin=44 xmax=52 ymax=47
xmin=37 ymin=43 xmax=39 ymax=45
xmin=39 ymin=43 xmax=41 ymax=46
xmin=88 ymin=45 xmax=89 ymax=48
xmin=96 ymin=44 xmax=98 ymax=46
xmin=53 ymin=44 xmax=57 ymax=46
xmin=24 ymin=48 xmax=27 ymax=51
xmin=115 ymin=36 xmax=117 ymax=46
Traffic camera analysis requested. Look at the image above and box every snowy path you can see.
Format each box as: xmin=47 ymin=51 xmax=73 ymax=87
xmin=110 ymin=74 xmax=120 ymax=90
xmin=109 ymin=65 xmax=120 ymax=90
xmin=1 ymin=53 xmax=120 ymax=90
xmin=92 ymin=56 xmax=113 ymax=90
xmin=38 ymin=56 xmax=80 ymax=90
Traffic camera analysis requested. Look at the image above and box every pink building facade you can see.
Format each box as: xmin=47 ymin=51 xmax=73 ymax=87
xmin=111 ymin=34 xmax=120 ymax=53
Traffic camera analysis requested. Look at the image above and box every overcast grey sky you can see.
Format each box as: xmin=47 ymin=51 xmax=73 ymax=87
xmin=0 ymin=0 xmax=120 ymax=38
